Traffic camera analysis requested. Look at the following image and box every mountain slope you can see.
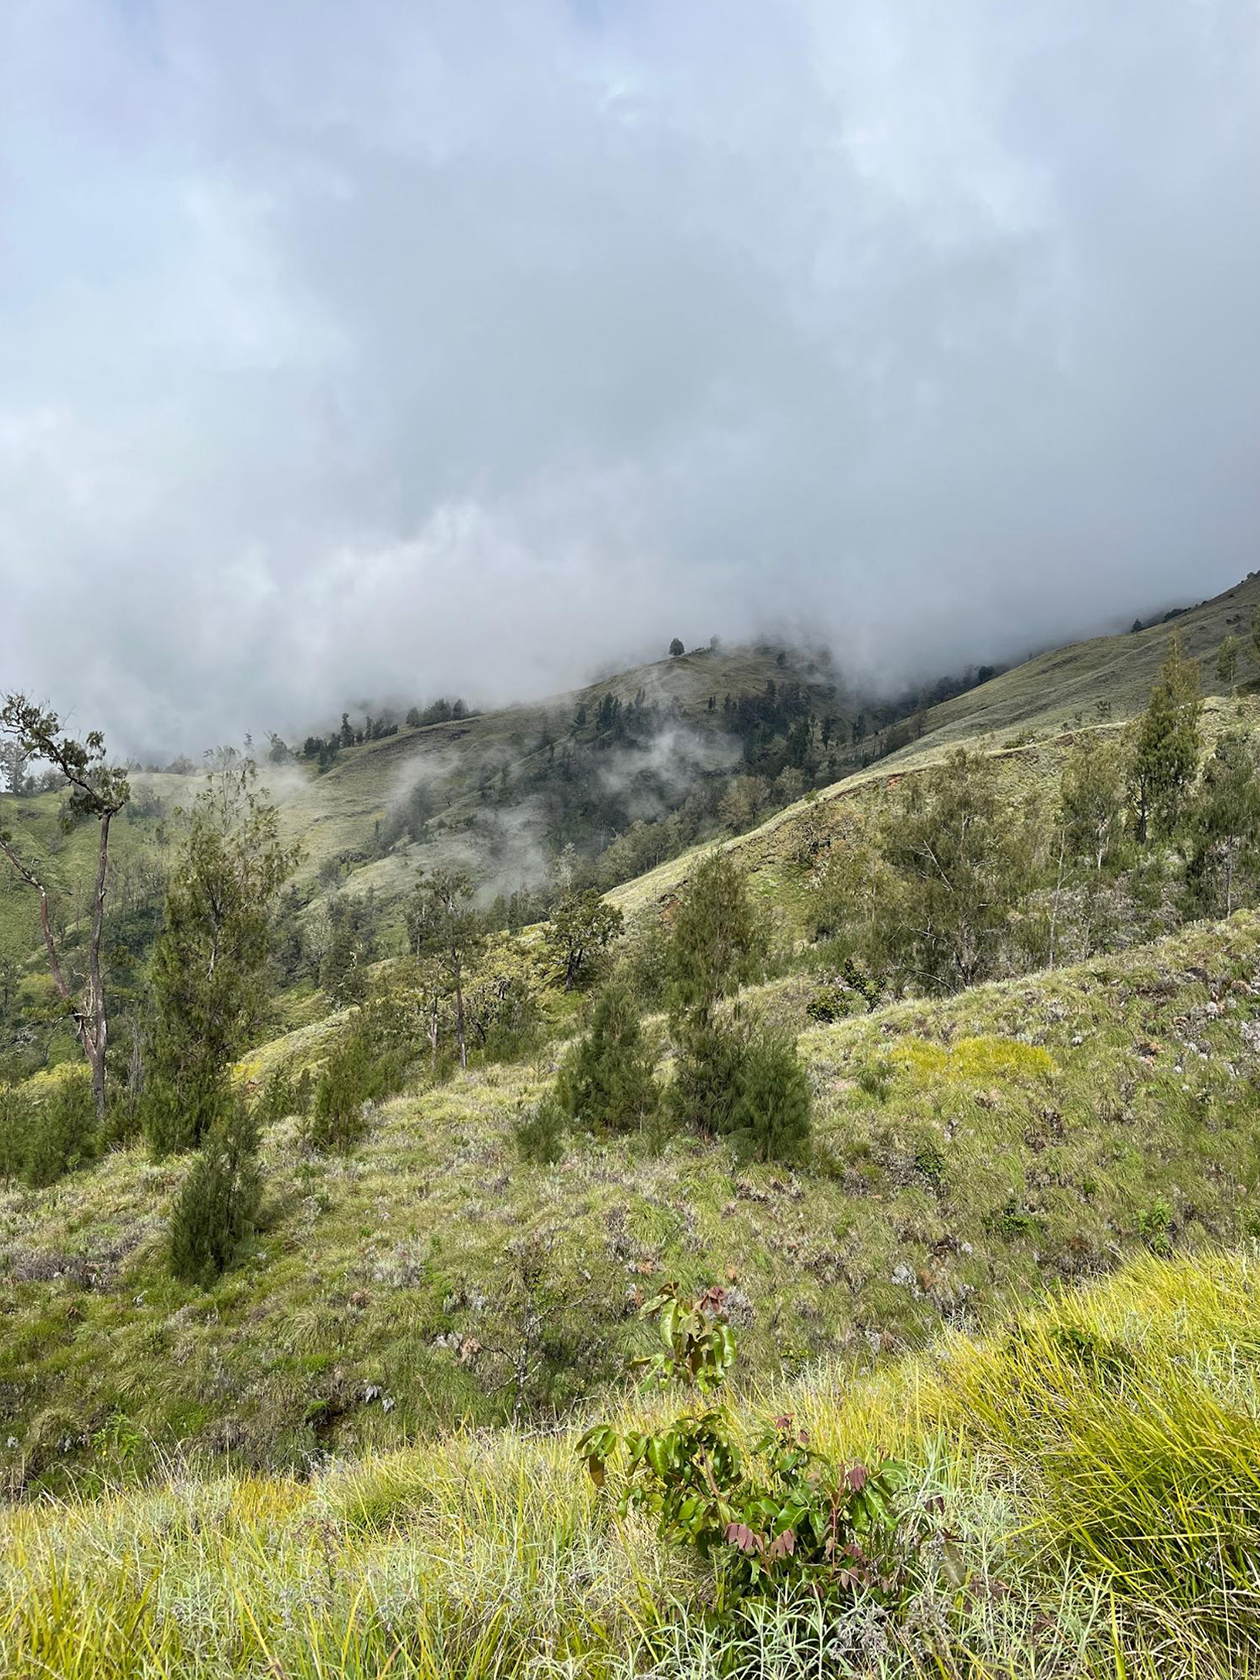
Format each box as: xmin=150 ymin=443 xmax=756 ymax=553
xmin=5 ymin=908 xmax=1260 ymax=1489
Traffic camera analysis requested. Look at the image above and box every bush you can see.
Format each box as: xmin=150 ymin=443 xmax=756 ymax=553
xmin=514 ymin=1092 xmax=567 ymax=1165
xmin=0 ymin=1071 xmax=97 ymax=1188
xmin=167 ymin=1101 xmax=263 ymax=1285
xmin=307 ymin=995 xmax=412 ymax=1152
xmin=556 ymin=981 xmax=659 ymax=1133
xmin=671 ymin=1020 xmax=811 ymax=1163
xmin=579 ymin=1285 xmax=910 ymax=1616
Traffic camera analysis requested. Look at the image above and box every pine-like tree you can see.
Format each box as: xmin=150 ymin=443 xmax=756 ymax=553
xmin=1182 ymin=732 xmax=1260 ymax=915
xmin=556 ymin=981 xmax=658 ymax=1132
xmin=666 ymin=850 xmax=765 ymax=1026
xmin=724 ymin=1031 xmax=811 ymax=1162
xmin=143 ymin=751 xmax=299 ymax=1157
xmin=1126 ymin=637 xmax=1203 ymax=843
xmin=167 ymin=1100 xmax=263 ymax=1285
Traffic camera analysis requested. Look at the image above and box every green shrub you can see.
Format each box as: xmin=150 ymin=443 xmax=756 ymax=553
xmin=579 ymin=1285 xmax=910 ymax=1616
xmin=556 ymin=981 xmax=659 ymax=1133
xmin=804 ymin=984 xmax=857 ymax=1024
xmin=671 ymin=1021 xmax=812 ymax=1162
xmin=0 ymin=1072 xmax=97 ymax=1188
xmin=514 ymin=1092 xmax=567 ymax=1165
xmin=167 ymin=1101 xmax=263 ymax=1285
xmin=307 ymin=996 xmax=413 ymax=1152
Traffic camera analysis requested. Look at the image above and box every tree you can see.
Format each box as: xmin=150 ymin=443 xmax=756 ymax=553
xmin=669 ymin=638 xmax=685 ymax=657
xmin=406 ymin=868 xmax=484 ymax=1069
xmin=1182 ymin=732 xmax=1260 ymax=916
xmin=872 ymin=749 xmax=1030 ymax=994
xmin=556 ymin=981 xmax=658 ymax=1132
xmin=668 ymin=1018 xmax=811 ymax=1162
xmin=1059 ymin=733 xmax=1126 ymax=871
xmin=666 ymin=850 xmax=765 ymax=1025
xmin=543 ymin=888 xmax=624 ymax=990
xmin=1251 ymin=607 xmax=1260 ymax=670
xmin=0 ymin=696 xmax=130 ymax=1117
xmin=0 ymin=738 xmax=27 ymax=795
xmin=143 ymin=751 xmax=299 ymax=1156
xmin=1217 ymin=634 xmax=1240 ymax=689
xmin=167 ymin=1099 xmax=263 ymax=1285
xmin=1126 ymin=637 xmax=1203 ymax=843
xmin=724 ymin=1031 xmax=811 ymax=1162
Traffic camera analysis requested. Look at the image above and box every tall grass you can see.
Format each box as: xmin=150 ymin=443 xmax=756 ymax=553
xmin=4 ymin=1249 xmax=1260 ymax=1677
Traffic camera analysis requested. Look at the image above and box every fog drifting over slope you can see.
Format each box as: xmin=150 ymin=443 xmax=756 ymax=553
xmin=2 ymin=0 xmax=1258 ymax=753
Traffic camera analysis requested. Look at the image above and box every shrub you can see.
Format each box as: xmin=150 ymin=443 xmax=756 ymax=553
xmin=514 ymin=1092 xmax=566 ymax=1165
xmin=168 ymin=1101 xmax=263 ymax=1285
xmin=804 ymin=984 xmax=857 ymax=1024
xmin=307 ymin=996 xmax=413 ymax=1152
xmin=556 ymin=981 xmax=659 ymax=1133
xmin=0 ymin=1071 xmax=97 ymax=1188
xmin=579 ymin=1285 xmax=909 ymax=1616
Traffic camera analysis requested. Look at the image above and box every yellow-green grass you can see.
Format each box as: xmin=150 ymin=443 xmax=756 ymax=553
xmin=6 ymin=911 xmax=1260 ymax=1492
xmin=4 ymin=1248 xmax=1260 ymax=1677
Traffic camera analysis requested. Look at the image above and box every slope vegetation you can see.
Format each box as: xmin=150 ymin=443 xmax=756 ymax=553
xmin=4 ymin=909 xmax=1260 ymax=1490
xmin=4 ymin=1247 xmax=1260 ymax=1677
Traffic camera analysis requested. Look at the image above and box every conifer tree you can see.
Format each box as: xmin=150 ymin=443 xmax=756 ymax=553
xmin=1126 ymin=637 xmax=1203 ymax=843
xmin=143 ymin=751 xmax=298 ymax=1156
xmin=725 ymin=1031 xmax=811 ymax=1162
xmin=167 ymin=1100 xmax=263 ymax=1285
xmin=1182 ymin=731 xmax=1260 ymax=915
xmin=556 ymin=981 xmax=658 ymax=1132
xmin=666 ymin=850 xmax=765 ymax=1027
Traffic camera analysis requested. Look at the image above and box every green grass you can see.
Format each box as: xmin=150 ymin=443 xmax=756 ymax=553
xmin=6 ymin=909 xmax=1260 ymax=1491
xmin=5 ymin=1247 xmax=1260 ymax=1676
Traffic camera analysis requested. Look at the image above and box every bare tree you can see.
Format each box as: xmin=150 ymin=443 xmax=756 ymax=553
xmin=0 ymin=696 xmax=130 ymax=1116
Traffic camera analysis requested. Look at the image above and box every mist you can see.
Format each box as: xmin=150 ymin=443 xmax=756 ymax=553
xmin=2 ymin=0 xmax=1257 ymax=756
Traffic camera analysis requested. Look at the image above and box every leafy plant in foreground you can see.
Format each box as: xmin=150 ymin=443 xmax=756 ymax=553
xmin=578 ymin=1284 xmax=909 ymax=1613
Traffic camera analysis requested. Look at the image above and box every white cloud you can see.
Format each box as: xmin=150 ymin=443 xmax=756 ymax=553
xmin=1 ymin=0 xmax=1256 ymax=753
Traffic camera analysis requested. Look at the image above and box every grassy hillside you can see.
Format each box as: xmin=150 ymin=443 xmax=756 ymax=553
xmin=5 ymin=908 xmax=1260 ymax=1492
xmin=917 ymin=569 xmax=1260 ymax=750
xmin=4 ymin=1246 xmax=1260 ymax=1678
xmin=611 ymin=685 xmax=1260 ymax=930
xmin=273 ymin=642 xmax=844 ymax=884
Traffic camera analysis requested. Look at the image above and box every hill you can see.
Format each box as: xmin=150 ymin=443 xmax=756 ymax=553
xmin=5 ymin=908 xmax=1260 ymax=1490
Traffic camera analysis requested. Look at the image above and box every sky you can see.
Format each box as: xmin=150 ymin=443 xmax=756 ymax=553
xmin=1 ymin=0 xmax=1257 ymax=755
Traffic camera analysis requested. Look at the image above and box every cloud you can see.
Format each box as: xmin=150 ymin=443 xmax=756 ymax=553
xmin=1 ymin=0 xmax=1256 ymax=754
